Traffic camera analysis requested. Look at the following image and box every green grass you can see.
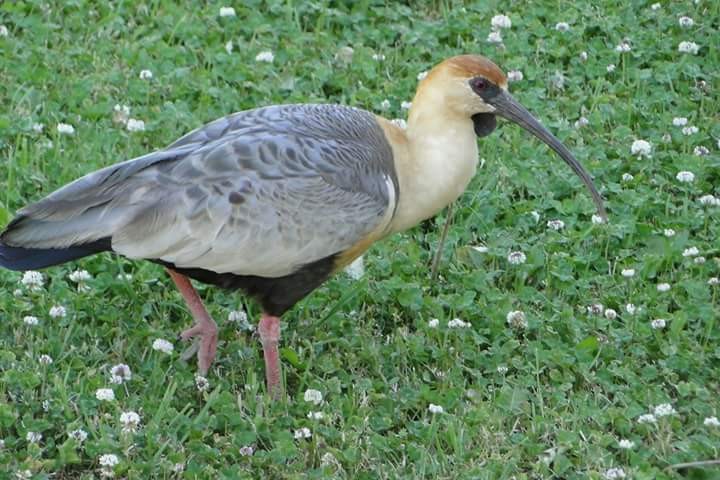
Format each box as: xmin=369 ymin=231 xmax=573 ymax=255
xmin=1 ymin=1 xmax=719 ymax=478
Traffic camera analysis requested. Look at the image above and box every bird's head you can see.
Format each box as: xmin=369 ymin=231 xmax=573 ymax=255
xmin=416 ymin=54 xmax=607 ymax=220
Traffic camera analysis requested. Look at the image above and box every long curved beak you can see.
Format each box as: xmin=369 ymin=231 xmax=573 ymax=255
xmin=490 ymin=91 xmax=607 ymax=221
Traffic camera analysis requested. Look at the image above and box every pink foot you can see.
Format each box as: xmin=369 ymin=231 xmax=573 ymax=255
xmin=180 ymin=318 xmax=218 ymax=375
xmin=166 ymin=268 xmax=219 ymax=375
xmin=258 ymin=314 xmax=283 ymax=398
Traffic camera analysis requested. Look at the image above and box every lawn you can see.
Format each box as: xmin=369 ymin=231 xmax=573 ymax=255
xmin=1 ymin=1 xmax=719 ymax=478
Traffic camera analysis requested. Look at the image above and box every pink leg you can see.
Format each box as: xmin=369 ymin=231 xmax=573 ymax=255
xmin=258 ymin=314 xmax=283 ymax=397
xmin=166 ymin=268 xmax=218 ymax=375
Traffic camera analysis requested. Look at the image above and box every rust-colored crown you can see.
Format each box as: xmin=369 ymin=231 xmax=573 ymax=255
xmin=431 ymin=55 xmax=508 ymax=88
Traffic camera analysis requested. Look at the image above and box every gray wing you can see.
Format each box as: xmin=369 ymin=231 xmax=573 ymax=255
xmin=5 ymin=105 xmax=397 ymax=277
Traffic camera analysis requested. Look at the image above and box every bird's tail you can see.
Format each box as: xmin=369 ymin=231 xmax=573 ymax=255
xmin=0 ymin=237 xmax=111 ymax=271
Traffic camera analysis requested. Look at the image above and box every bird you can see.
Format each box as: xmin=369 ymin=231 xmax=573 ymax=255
xmin=0 ymin=54 xmax=606 ymax=397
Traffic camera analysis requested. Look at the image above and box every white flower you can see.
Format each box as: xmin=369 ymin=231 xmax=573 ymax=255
xmin=604 ymin=309 xmax=617 ymax=320
xmin=345 ymin=256 xmax=364 ymax=280
xmin=607 ymin=64 xmax=616 ymax=73
xmin=225 ymin=40 xmax=233 ymax=54
xmin=637 ymin=413 xmax=657 ymax=424
xmin=219 ymin=6 xmax=236 ymax=17
xmin=26 ymin=431 xmax=42 ymax=443
xmin=255 ymin=50 xmax=274 ymax=63
xmin=547 ymin=219 xmax=565 ymax=230
xmin=334 ymin=46 xmax=354 ymax=64
xmin=703 ymin=416 xmax=720 ymax=427
xmin=555 ymin=22 xmax=569 ymax=31
xmin=96 ymin=388 xmax=115 ymax=401
xmin=391 ymin=118 xmax=407 ymax=129
xmin=417 ymin=71 xmax=428 ymax=81
xmin=579 ymin=51 xmax=588 ymax=61
xmin=682 ymin=125 xmax=699 ymax=135
xmin=651 ymin=3 xmax=661 ymax=10
xmin=117 ymin=273 xmax=133 ymax=281
xmin=228 ymin=310 xmax=248 ymax=323
xmin=694 ymin=256 xmax=705 ymax=264
xmin=618 ymin=439 xmax=635 ymax=449
xmin=626 ymin=303 xmax=637 ymax=315
xmin=139 ymin=69 xmax=153 ymax=80
xmin=400 ymin=101 xmax=412 ymax=110
xmin=682 ymin=246 xmax=699 ymax=257
xmin=678 ymin=16 xmax=694 ymax=28
xmin=508 ymin=70 xmax=523 ymax=84
xmin=0 ymin=25 xmax=8 ymax=37
xmin=304 ymin=388 xmax=323 ymax=405
xmin=630 ymin=139 xmax=652 ymax=158
xmin=23 ymin=316 xmax=40 ymax=326
xmin=651 ymin=318 xmax=666 ymax=329
xmin=228 ymin=309 xmax=254 ymax=332
xmin=57 ymin=123 xmax=75 ymax=135
xmin=615 ymin=42 xmax=631 ymax=52
xmin=708 ymin=277 xmax=719 ymax=286
xmin=69 ymin=429 xmax=88 ymax=442
xmin=448 ymin=318 xmax=471 ymax=328
xmin=693 ymin=146 xmax=709 ymax=156
xmin=663 ymin=228 xmax=676 ymax=237
xmin=550 ymin=71 xmax=565 ymax=90
xmin=621 ymin=269 xmax=635 ymax=278
xmin=119 ymin=411 xmax=141 ymax=433
xmin=654 ymin=403 xmax=676 ymax=417
xmin=672 ymin=117 xmax=688 ymax=126
xmin=307 ymin=411 xmax=324 ymax=420
xmin=110 ymin=363 xmax=132 ymax=384
xmin=491 ymin=14 xmax=512 ymax=30
xmin=622 ymin=173 xmax=634 ymax=182
xmin=69 ymin=269 xmax=91 ymax=283
xmin=657 ymin=283 xmax=671 ymax=292
xmin=676 ymin=171 xmax=695 ymax=183
xmin=126 ymin=119 xmax=145 ymax=132
xmin=678 ymin=41 xmax=699 ymax=54
xmin=15 ymin=470 xmax=32 ymax=480
xmin=428 ymin=318 xmax=440 ymax=328
xmin=32 ymin=123 xmax=44 ymax=133
xmin=591 ymin=214 xmax=605 ymax=225
xmin=506 ymin=311 xmax=528 ymax=329
xmin=39 ymin=354 xmax=53 ymax=365
xmin=507 ymin=251 xmax=526 ymax=265
xmin=603 ymin=467 xmax=626 ymax=479
xmin=487 ymin=31 xmax=503 ymax=44
xmin=152 ymin=338 xmax=174 ymax=354
xmin=112 ymin=104 xmax=130 ymax=125
xmin=239 ymin=445 xmax=254 ymax=456
xmin=195 ymin=375 xmax=210 ymax=392
xmin=379 ymin=99 xmax=391 ymax=110
xmin=574 ymin=116 xmax=589 ymax=128
xmin=49 ymin=305 xmax=67 ymax=318
xmin=428 ymin=403 xmax=444 ymax=414
xmin=320 ymin=452 xmax=338 ymax=467
xmin=99 ymin=453 xmax=120 ymax=467
xmin=372 ymin=53 xmax=385 ymax=61
xmin=293 ymin=427 xmax=312 ymax=440
xmin=587 ymin=303 xmax=604 ymax=315
xmin=21 ymin=270 xmax=44 ymax=290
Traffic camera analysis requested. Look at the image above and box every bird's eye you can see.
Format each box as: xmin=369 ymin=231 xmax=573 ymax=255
xmin=471 ymin=77 xmax=487 ymax=92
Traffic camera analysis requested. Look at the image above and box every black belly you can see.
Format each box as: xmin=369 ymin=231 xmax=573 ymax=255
xmin=155 ymin=254 xmax=338 ymax=316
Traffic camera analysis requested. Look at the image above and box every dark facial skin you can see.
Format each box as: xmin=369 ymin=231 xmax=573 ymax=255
xmin=468 ymin=76 xmax=607 ymax=220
